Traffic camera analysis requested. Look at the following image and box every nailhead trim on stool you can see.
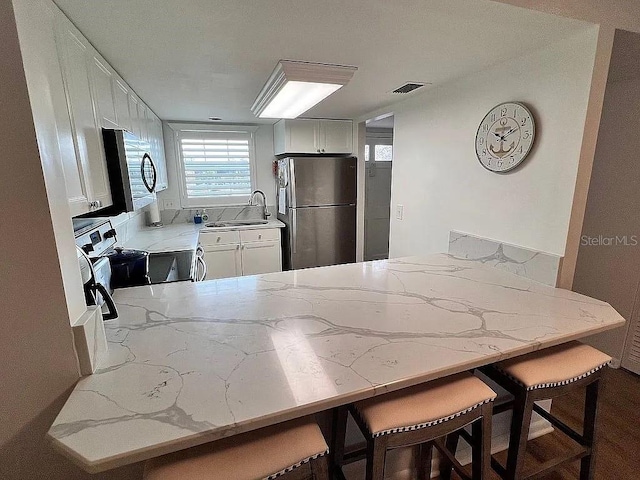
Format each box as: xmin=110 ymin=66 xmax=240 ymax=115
xmin=481 ymin=342 xmax=611 ymax=480
xmin=335 ymin=372 xmax=497 ymax=480
xmin=143 ymin=418 xmax=329 ymax=480
xmin=357 ymin=397 xmax=495 ymax=438
xmin=265 ymin=449 xmax=328 ymax=480
xmin=496 ymin=362 xmax=610 ymax=391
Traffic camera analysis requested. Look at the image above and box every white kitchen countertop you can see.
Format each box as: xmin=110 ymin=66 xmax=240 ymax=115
xmin=121 ymin=219 xmax=285 ymax=254
xmin=48 ymin=254 xmax=624 ymax=473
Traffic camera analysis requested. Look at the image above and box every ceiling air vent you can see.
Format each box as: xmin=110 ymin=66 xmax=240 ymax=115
xmin=391 ymin=82 xmax=426 ymax=94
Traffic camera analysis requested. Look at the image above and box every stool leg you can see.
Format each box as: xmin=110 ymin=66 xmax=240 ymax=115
xmin=506 ymin=391 xmax=534 ymax=480
xmin=417 ymin=442 xmax=433 ymax=480
xmin=330 ymin=405 xmax=348 ymax=474
xmin=472 ymin=402 xmax=493 ymax=480
xmin=365 ymin=435 xmax=388 ymax=480
xmin=310 ymin=455 xmax=330 ymax=480
xmin=439 ymin=433 xmax=460 ymax=480
xmin=580 ymin=378 xmax=603 ymax=480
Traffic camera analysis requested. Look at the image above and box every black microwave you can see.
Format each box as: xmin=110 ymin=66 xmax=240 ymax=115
xmin=101 ymin=129 xmax=157 ymax=214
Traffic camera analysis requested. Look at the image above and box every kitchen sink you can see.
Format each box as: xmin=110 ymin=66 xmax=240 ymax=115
xmin=205 ymin=219 xmax=269 ymax=228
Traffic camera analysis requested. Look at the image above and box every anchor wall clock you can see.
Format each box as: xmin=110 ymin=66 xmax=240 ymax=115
xmin=475 ymin=102 xmax=535 ymax=173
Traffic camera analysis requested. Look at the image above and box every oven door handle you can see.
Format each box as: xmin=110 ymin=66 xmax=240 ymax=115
xmin=196 ymin=254 xmax=207 ymax=281
xmin=94 ymin=283 xmax=118 ymax=320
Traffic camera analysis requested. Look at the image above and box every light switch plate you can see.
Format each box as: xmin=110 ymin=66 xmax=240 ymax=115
xmin=396 ymin=204 xmax=404 ymax=220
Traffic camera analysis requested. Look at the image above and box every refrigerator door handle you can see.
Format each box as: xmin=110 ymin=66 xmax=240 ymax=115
xmin=291 ymin=208 xmax=297 ymax=254
xmin=289 ymin=158 xmax=297 ymax=209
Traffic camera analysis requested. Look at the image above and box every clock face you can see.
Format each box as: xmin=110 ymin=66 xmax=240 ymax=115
xmin=475 ymin=102 xmax=535 ymax=173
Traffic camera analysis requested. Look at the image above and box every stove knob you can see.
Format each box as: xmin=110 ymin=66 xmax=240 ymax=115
xmin=81 ymin=243 xmax=94 ymax=254
xmin=104 ymin=228 xmax=117 ymax=239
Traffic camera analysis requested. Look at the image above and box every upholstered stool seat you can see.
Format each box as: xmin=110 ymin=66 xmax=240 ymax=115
xmin=332 ymin=372 xmax=497 ymax=480
xmin=481 ymin=341 xmax=611 ymax=480
xmin=354 ymin=372 xmax=497 ymax=437
xmin=144 ymin=418 xmax=329 ymax=480
xmin=494 ymin=342 xmax=611 ymax=390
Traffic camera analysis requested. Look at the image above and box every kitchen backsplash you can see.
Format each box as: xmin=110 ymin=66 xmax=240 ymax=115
xmin=111 ymin=210 xmax=147 ymax=245
xmin=161 ymin=205 xmax=276 ymax=225
xmin=448 ymin=230 xmax=562 ymax=287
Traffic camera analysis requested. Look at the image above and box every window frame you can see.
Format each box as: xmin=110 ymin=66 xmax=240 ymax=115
xmin=168 ymin=123 xmax=259 ymax=208
xmin=365 ymin=128 xmax=393 ymax=162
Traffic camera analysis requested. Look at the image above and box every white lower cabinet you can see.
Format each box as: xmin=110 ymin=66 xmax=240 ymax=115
xmin=200 ymin=228 xmax=282 ymax=280
xmin=241 ymin=240 xmax=281 ymax=276
xmin=203 ymin=244 xmax=242 ymax=280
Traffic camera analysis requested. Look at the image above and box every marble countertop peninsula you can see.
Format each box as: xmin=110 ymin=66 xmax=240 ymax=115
xmin=48 ymin=254 xmax=624 ymax=472
xmin=121 ymin=219 xmax=284 ymax=254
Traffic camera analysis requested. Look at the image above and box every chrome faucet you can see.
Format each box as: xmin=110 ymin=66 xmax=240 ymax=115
xmin=249 ymin=190 xmax=270 ymax=219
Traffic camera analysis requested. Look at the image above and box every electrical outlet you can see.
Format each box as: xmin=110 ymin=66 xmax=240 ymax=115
xmin=163 ymin=199 xmax=178 ymax=210
xmin=396 ymin=205 xmax=404 ymax=220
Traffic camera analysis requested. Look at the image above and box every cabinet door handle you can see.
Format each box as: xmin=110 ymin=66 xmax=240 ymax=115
xmin=316 ymin=149 xmax=320 ymax=153
xmin=321 ymin=148 xmax=325 ymax=153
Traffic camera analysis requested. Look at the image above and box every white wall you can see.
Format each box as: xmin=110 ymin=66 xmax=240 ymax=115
xmin=2 ymin=1 xmax=81 ymax=478
xmin=573 ymin=62 xmax=640 ymax=361
xmin=158 ymin=122 xmax=278 ymax=211
xmin=384 ymin=27 xmax=598 ymax=259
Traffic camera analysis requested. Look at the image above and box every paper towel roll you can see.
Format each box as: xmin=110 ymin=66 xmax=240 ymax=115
xmin=146 ymin=200 xmax=162 ymax=226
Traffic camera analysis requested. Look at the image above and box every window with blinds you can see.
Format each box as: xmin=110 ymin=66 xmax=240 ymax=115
xmin=178 ymin=130 xmax=254 ymax=205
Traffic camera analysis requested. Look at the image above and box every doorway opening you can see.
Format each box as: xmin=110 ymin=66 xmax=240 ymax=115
xmin=364 ymin=114 xmax=394 ymax=261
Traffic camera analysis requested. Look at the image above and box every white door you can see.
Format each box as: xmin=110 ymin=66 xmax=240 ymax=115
xmin=241 ymin=241 xmax=282 ymax=276
xmin=287 ymin=119 xmax=318 ymax=153
xmin=203 ymin=244 xmax=242 ymax=280
xmin=364 ymin=136 xmax=393 ymax=261
xmin=56 ymin=20 xmax=112 ymax=210
xmin=113 ymin=79 xmax=131 ymax=131
xmin=321 ymin=119 xmax=353 ymax=154
xmin=89 ymin=56 xmax=117 ymax=128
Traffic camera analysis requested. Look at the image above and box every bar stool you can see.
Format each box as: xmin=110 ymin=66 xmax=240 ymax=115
xmin=480 ymin=341 xmax=611 ymax=480
xmin=332 ymin=372 xmax=497 ymax=480
xmin=144 ymin=418 xmax=329 ymax=480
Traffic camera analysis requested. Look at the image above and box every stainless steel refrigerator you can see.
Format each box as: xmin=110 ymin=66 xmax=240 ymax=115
xmin=277 ymin=156 xmax=357 ymax=270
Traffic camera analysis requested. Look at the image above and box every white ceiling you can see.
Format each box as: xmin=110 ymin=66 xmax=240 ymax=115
xmin=54 ymin=0 xmax=591 ymax=123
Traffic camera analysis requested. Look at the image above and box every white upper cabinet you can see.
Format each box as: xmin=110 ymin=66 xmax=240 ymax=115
xmin=138 ymin=102 xmax=149 ymax=142
xmin=274 ymin=118 xmax=353 ymax=155
xmin=320 ymin=119 xmax=353 ymax=154
xmin=89 ymin=56 xmax=117 ymax=128
xmin=113 ymin=78 xmax=131 ymax=132
xmin=128 ymin=94 xmax=141 ymax=138
xmin=55 ymin=12 xmax=113 ymax=212
xmin=51 ymin=4 xmax=168 ymax=215
xmin=151 ymin=115 xmax=168 ymax=191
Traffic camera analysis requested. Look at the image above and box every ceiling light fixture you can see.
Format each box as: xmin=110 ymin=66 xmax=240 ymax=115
xmin=251 ymin=60 xmax=357 ymax=119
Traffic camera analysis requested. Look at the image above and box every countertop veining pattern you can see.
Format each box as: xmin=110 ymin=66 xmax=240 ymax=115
xmin=120 ymin=220 xmax=284 ymax=253
xmin=48 ymin=255 xmax=624 ymax=472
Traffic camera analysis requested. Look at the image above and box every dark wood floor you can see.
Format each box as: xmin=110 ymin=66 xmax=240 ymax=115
xmin=441 ymin=367 xmax=640 ymax=480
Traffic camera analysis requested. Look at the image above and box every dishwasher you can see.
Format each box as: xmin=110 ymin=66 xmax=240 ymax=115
xmin=147 ymin=248 xmax=206 ymax=284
